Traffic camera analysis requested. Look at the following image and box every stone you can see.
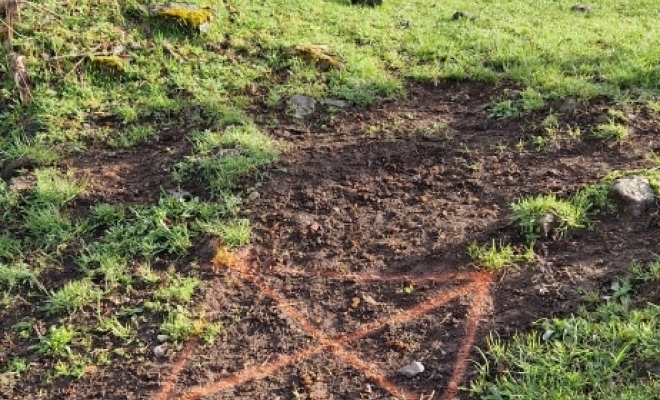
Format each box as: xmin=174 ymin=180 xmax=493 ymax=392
xmin=351 ymin=0 xmax=383 ymax=6
xmin=537 ymin=212 xmax=560 ymax=239
xmin=551 ymin=97 xmax=579 ymax=114
xmin=248 ymin=191 xmax=261 ymax=201
xmin=8 ymin=175 xmax=35 ymax=193
xmin=398 ymin=361 xmax=424 ymax=378
xmin=323 ymin=98 xmax=349 ymax=108
xmin=290 ymin=95 xmax=317 ymax=118
xmin=153 ymin=343 xmax=168 ymax=358
xmin=610 ymin=176 xmax=655 ymax=217
xmin=571 ymin=4 xmax=591 ymax=13
xmin=157 ymin=334 xmax=170 ymax=343
xmin=451 ymin=11 xmax=477 ymax=21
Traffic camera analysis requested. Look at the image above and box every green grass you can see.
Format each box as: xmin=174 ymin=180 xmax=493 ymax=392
xmin=470 ymin=259 xmax=660 ymax=399
xmin=2 ymin=0 xmax=660 ymax=389
xmin=468 ymin=240 xmax=534 ymax=271
xmin=511 ymin=193 xmax=592 ymax=242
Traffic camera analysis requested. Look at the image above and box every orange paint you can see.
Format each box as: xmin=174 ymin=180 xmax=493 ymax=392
xmin=151 ymin=249 xmax=493 ymax=400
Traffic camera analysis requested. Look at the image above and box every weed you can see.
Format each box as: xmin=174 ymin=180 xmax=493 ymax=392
xmin=12 ymin=320 xmax=34 ymax=340
xmin=489 ymin=98 xmax=520 ymax=119
xmin=0 ymin=235 xmax=21 ymax=260
xmin=44 ymin=279 xmax=103 ymax=315
xmin=24 ymin=205 xmax=84 ymax=252
xmin=33 ymin=168 xmax=87 ymax=207
xmin=160 ymin=309 xmax=206 ymax=342
xmin=89 ymin=203 xmax=126 ymax=227
xmin=96 ymin=316 xmax=134 ymax=342
xmin=6 ymin=358 xmax=29 ymax=375
xmin=153 ymin=275 xmax=200 ymax=304
xmin=511 ymin=194 xmax=590 ymax=242
xmin=32 ymin=325 xmax=77 ymax=358
xmin=0 ymin=262 xmax=44 ymax=292
xmin=593 ymin=121 xmax=629 ymax=140
xmin=468 ymin=240 xmax=532 ymax=271
xmin=201 ymin=322 xmax=225 ymax=343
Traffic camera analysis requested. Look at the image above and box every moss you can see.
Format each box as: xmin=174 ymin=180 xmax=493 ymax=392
xmin=151 ymin=4 xmax=213 ymax=31
xmin=288 ymin=44 xmax=344 ymax=71
xmin=90 ymin=55 xmax=125 ymax=71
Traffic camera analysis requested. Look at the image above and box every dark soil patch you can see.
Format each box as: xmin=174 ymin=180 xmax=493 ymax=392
xmin=64 ymin=139 xmax=190 ymax=209
xmin=4 ymin=80 xmax=660 ymax=399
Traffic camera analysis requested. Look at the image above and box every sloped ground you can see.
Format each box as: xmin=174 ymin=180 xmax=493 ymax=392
xmin=8 ymin=80 xmax=657 ymax=399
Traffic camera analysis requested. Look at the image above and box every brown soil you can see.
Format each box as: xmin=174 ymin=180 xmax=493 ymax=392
xmin=4 ymin=80 xmax=660 ymax=400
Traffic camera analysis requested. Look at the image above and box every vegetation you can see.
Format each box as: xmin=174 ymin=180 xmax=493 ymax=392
xmin=470 ymin=259 xmax=660 ymax=399
xmin=0 ymin=0 xmax=658 ymax=394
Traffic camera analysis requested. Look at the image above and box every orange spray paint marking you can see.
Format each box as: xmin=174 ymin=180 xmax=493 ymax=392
xmin=442 ymin=274 xmax=492 ymax=400
xmin=150 ymin=248 xmax=493 ymax=400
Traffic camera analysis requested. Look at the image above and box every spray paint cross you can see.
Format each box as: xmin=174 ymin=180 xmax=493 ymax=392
xmin=154 ymin=251 xmax=492 ymax=400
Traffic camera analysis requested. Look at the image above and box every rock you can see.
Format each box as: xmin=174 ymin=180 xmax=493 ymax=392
xmin=351 ymin=0 xmax=383 ymax=6
xmin=153 ymin=343 xmax=168 ymax=358
xmin=571 ymin=4 xmax=591 ymax=13
xmin=537 ymin=212 xmax=560 ymax=239
xmin=290 ymin=95 xmax=317 ymax=118
xmin=551 ymin=97 xmax=579 ymax=114
xmin=451 ymin=11 xmax=477 ymax=21
xmin=248 ymin=191 xmax=261 ymax=201
xmin=8 ymin=175 xmax=35 ymax=193
xmin=610 ymin=176 xmax=655 ymax=217
xmin=167 ymin=189 xmax=191 ymax=201
xmin=323 ymin=98 xmax=349 ymax=108
xmin=157 ymin=334 xmax=170 ymax=343
xmin=398 ymin=361 xmax=424 ymax=378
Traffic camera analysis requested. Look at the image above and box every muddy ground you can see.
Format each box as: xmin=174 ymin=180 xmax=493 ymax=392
xmin=6 ymin=80 xmax=660 ymax=400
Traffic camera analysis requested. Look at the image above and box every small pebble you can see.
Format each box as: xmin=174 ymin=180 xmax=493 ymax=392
xmin=153 ymin=343 xmax=168 ymax=358
xmin=398 ymin=361 xmax=425 ymax=378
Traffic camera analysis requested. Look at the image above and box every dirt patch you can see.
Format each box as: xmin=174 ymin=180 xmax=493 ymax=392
xmin=5 ymin=80 xmax=660 ymax=399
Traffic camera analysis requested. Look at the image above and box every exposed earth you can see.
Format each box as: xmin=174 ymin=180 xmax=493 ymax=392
xmin=5 ymin=80 xmax=660 ymax=399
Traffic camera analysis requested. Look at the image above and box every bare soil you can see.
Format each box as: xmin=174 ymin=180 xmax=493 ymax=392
xmin=4 ymin=80 xmax=660 ymax=400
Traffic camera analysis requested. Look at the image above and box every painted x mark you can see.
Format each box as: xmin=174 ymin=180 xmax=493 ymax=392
xmin=153 ymin=251 xmax=492 ymax=400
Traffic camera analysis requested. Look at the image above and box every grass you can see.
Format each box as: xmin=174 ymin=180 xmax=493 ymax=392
xmin=470 ymin=258 xmax=660 ymax=399
xmin=0 ymin=0 xmax=659 ymax=393
xmin=511 ymin=193 xmax=592 ymax=242
xmin=468 ymin=240 xmax=534 ymax=271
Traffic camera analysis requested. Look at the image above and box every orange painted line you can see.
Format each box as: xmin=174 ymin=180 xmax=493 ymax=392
xmin=333 ymin=347 xmax=419 ymax=400
xmin=340 ymin=278 xmax=484 ymax=344
xmin=442 ymin=274 xmax=492 ymax=400
xmin=157 ymin=249 xmax=493 ymax=400
xmin=152 ymin=338 xmax=199 ymax=400
xmin=172 ymin=344 xmax=330 ymax=400
xmin=248 ymin=265 xmax=484 ymax=285
xmin=152 ymin=276 xmax=232 ymax=400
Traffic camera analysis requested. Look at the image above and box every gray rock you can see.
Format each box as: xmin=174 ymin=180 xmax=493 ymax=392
xmin=153 ymin=343 xmax=168 ymax=358
xmin=323 ymin=98 xmax=350 ymax=108
xmin=452 ymin=11 xmax=477 ymax=21
xmin=248 ymin=191 xmax=261 ymax=201
xmin=398 ymin=361 xmax=425 ymax=378
xmin=538 ymin=212 xmax=560 ymax=239
xmin=557 ymin=97 xmax=579 ymax=114
xmin=610 ymin=176 xmax=655 ymax=217
xmin=290 ymin=95 xmax=317 ymax=118
xmin=571 ymin=4 xmax=591 ymax=12
xmin=156 ymin=334 xmax=170 ymax=343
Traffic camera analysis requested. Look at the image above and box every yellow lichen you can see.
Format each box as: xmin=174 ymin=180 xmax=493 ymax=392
xmin=288 ymin=44 xmax=344 ymax=71
xmin=150 ymin=3 xmax=213 ymax=32
xmin=90 ymin=55 xmax=125 ymax=71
